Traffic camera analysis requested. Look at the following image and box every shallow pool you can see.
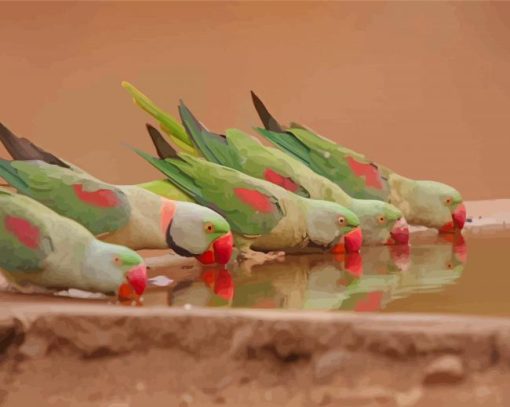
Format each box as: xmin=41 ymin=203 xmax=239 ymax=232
xmin=141 ymin=229 xmax=510 ymax=316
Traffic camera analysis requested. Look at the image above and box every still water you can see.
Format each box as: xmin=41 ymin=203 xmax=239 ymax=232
xmin=143 ymin=230 xmax=510 ymax=316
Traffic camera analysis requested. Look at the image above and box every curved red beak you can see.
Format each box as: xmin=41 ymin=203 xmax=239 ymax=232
xmin=452 ymin=203 xmax=466 ymax=230
xmin=439 ymin=203 xmax=466 ymax=233
xmin=344 ymin=252 xmax=363 ymax=277
xmin=386 ymin=218 xmax=410 ymax=245
xmin=201 ymin=268 xmax=234 ymax=301
xmin=214 ymin=269 xmax=234 ymax=300
xmin=453 ymin=234 xmax=468 ymax=263
xmin=126 ymin=264 xmax=148 ymax=296
xmin=197 ymin=232 xmax=234 ymax=265
xmin=389 ymin=244 xmax=411 ymax=271
xmin=344 ymin=227 xmax=363 ymax=253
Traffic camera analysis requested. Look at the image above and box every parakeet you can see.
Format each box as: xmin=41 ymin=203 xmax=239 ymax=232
xmin=0 ymin=123 xmax=233 ymax=265
xmin=151 ymin=94 xmax=409 ymax=246
xmin=0 ymin=188 xmax=147 ymax=299
xmin=121 ymin=82 xmax=407 ymax=247
xmin=133 ymin=124 xmax=363 ymax=261
xmin=250 ymin=92 xmax=466 ymax=233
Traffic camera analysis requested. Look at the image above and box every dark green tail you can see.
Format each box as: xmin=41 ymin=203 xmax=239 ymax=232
xmin=178 ymin=101 xmax=238 ymax=169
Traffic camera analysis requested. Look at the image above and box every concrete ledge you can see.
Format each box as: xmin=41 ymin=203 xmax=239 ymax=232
xmin=1 ymin=304 xmax=510 ymax=406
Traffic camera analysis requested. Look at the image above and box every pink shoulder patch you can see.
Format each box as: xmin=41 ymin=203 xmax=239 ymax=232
xmin=234 ymin=188 xmax=274 ymax=213
xmin=73 ymin=184 xmax=120 ymax=208
xmin=5 ymin=215 xmax=41 ymax=249
xmin=346 ymin=156 xmax=384 ymax=190
xmin=160 ymin=200 xmax=176 ymax=234
xmin=264 ymin=168 xmax=299 ymax=193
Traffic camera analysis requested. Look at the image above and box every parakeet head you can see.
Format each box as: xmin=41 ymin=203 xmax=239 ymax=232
xmin=389 ymin=175 xmax=465 ymax=232
xmin=83 ymin=241 xmax=147 ymax=300
xmin=304 ymin=200 xmax=362 ymax=253
xmin=351 ymin=199 xmax=410 ymax=246
xmin=164 ymin=201 xmax=233 ymax=265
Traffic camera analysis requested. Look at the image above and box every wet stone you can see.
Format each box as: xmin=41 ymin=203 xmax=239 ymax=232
xmin=423 ymin=355 xmax=465 ymax=385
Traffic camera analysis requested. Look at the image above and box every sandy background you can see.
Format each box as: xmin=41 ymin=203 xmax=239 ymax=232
xmin=1 ymin=2 xmax=509 ymax=200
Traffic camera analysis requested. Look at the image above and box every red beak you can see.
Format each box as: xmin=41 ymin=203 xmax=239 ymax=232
xmin=214 ymin=269 xmax=234 ymax=300
xmin=196 ymin=232 xmax=234 ymax=265
xmin=439 ymin=203 xmax=466 ymax=233
xmin=452 ymin=203 xmax=466 ymax=230
xmin=386 ymin=218 xmax=410 ymax=245
xmin=201 ymin=268 xmax=234 ymax=301
xmin=344 ymin=227 xmax=363 ymax=253
xmin=389 ymin=244 xmax=411 ymax=271
xmin=453 ymin=234 xmax=468 ymax=263
xmin=344 ymin=252 xmax=363 ymax=277
xmin=126 ymin=264 xmax=148 ymax=295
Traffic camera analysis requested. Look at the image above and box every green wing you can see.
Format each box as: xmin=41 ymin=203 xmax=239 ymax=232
xmin=121 ymin=81 xmax=199 ymax=156
xmin=287 ymin=127 xmax=391 ymax=200
xmin=0 ymin=189 xmax=53 ymax=272
xmin=133 ymin=148 xmax=284 ymax=236
xmin=0 ymin=160 xmax=131 ymax=236
xmin=257 ymin=126 xmax=391 ymax=201
xmin=179 ymin=103 xmax=310 ymax=198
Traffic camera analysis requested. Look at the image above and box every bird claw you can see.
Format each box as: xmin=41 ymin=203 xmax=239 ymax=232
xmin=237 ymin=250 xmax=286 ymax=269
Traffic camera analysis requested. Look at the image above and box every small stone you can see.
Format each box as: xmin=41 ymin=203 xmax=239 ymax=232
xmin=396 ymin=387 xmax=423 ymax=407
xmin=423 ymin=355 xmax=464 ymax=385
xmin=314 ymin=350 xmax=349 ymax=382
xmin=18 ymin=337 xmax=48 ymax=359
xmin=135 ymin=382 xmax=146 ymax=392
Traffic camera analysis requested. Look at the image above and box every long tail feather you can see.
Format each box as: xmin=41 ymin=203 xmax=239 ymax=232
xmin=178 ymin=101 xmax=234 ymax=167
xmin=130 ymin=128 xmax=201 ymax=201
xmin=250 ymin=91 xmax=284 ymax=132
xmin=121 ymin=81 xmax=199 ymax=156
xmin=0 ymin=123 xmax=69 ymax=168
xmin=145 ymin=124 xmax=179 ymax=160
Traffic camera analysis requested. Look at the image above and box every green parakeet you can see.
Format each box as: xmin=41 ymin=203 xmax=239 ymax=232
xmin=0 ymin=188 xmax=147 ymax=299
xmin=121 ymin=81 xmax=407 ymax=247
xmin=250 ymin=92 xmax=466 ymax=233
xmin=133 ymin=124 xmax=363 ymax=261
xmin=177 ymin=101 xmax=408 ymax=247
xmin=0 ymin=123 xmax=233 ymax=265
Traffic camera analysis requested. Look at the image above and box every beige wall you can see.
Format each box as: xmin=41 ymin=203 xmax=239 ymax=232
xmin=1 ymin=2 xmax=509 ymax=200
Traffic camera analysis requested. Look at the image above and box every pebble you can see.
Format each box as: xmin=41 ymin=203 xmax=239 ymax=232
xmin=423 ymin=355 xmax=465 ymax=385
xmin=314 ymin=350 xmax=350 ymax=382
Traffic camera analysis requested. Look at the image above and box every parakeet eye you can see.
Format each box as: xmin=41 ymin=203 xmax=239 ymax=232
xmin=204 ymin=222 xmax=215 ymax=233
xmin=445 ymin=197 xmax=452 ymax=205
xmin=113 ymin=257 xmax=122 ymax=266
xmin=446 ymin=262 xmax=453 ymax=270
xmin=378 ymin=216 xmax=386 ymax=224
xmin=337 ymin=216 xmax=346 ymax=226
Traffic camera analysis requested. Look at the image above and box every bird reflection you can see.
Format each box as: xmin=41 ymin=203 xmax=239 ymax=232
xmin=145 ymin=234 xmax=468 ymax=313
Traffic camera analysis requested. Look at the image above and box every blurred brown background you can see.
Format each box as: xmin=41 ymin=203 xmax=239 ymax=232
xmin=1 ymin=2 xmax=509 ymax=200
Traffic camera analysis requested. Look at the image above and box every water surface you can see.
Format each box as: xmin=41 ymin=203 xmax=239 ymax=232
xmin=143 ymin=230 xmax=510 ymax=316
